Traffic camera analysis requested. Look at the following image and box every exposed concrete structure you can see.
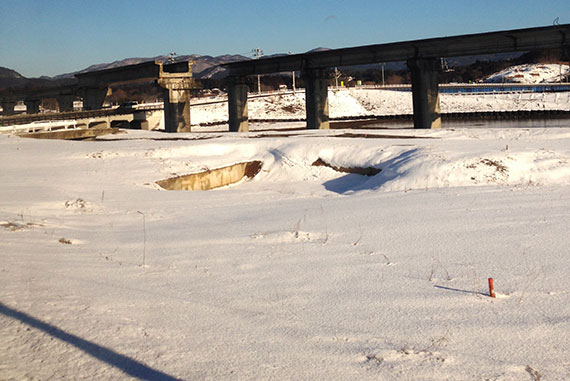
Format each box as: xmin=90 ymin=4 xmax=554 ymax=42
xmin=20 ymin=128 xmax=121 ymax=140
xmin=223 ymin=24 xmax=570 ymax=130
xmin=228 ymin=77 xmax=249 ymax=132
xmin=303 ymin=68 xmax=330 ymax=130
xmin=157 ymin=66 xmax=193 ymax=133
xmin=158 ymin=62 xmax=193 ymax=132
xmin=156 ymin=161 xmax=263 ymax=191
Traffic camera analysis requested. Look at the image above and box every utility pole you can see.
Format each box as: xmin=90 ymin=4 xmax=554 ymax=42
xmin=381 ymin=63 xmax=385 ymax=87
xmin=252 ymin=48 xmax=264 ymax=94
xmin=288 ymin=52 xmax=296 ymax=94
xmin=334 ymin=67 xmax=341 ymax=89
xmin=292 ymin=71 xmax=296 ymax=94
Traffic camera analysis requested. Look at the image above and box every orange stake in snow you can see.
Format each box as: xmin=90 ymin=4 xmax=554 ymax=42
xmin=488 ymin=278 xmax=496 ymax=298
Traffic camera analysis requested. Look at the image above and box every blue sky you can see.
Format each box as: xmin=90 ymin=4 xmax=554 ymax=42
xmin=1 ymin=0 xmax=568 ymax=77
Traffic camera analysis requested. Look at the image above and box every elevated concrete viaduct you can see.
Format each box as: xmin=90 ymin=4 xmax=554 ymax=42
xmin=75 ymin=60 xmax=193 ymax=132
xmin=223 ymin=24 xmax=570 ymax=130
xmin=1 ymin=61 xmax=193 ymax=132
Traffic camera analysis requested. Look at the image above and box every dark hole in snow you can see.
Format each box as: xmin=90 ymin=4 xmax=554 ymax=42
xmin=312 ymin=158 xmax=381 ymax=176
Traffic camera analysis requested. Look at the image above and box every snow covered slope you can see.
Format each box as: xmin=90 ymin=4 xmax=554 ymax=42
xmin=485 ymin=63 xmax=570 ymax=83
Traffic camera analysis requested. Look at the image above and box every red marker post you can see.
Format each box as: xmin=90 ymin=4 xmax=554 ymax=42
xmin=488 ymin=278 xmax=496 ymax=298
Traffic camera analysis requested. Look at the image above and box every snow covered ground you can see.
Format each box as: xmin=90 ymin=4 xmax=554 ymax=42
xmin=1 ymin=123 xmax=570 ymax=379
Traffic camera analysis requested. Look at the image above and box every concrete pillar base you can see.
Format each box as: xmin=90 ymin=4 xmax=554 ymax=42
xmin=562 ymin=46 xmax=570 ymax=81
xmin=158 ymin=78 xmax=192 ymax=133
xmin=228 ymin=77 xmax=249 ymax=132
xmin=1 ymin=101 xmax=17 ymax=116
xmin=130 ymin=120 xmax=150 ymax=130
xmin=24 ymin=99 xmax=41 ymax=114
xmin=302 ymin=68 xmax=330 ymax=130
xmin=407 ymin=58 xmax=441 ymax=129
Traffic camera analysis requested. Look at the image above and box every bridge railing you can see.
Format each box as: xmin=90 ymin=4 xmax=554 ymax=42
xmin=0 ymin=120 xmax=78 ymax=135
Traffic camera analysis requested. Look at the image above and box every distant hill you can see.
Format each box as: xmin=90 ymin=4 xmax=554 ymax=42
xmin=0 ymin=67 xmax=23 ymax=79
xmin=0 ymin=67 xmax=26 ymax=88
xmin=0 ymin=66 xmax=75 ymax=90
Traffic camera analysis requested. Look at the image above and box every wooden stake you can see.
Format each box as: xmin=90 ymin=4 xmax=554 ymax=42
xmin=488 ymin=278 xmax=496 ymax=298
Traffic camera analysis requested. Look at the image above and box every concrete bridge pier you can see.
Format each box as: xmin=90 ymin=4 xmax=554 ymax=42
xmin=1 ymin=101 xmax=16 ymax=116
xmin=407 ymin=58 xmax=441 ymax=129
xmin=80 ymin=87 xmax=110 ymax=110
xmin=158 ymin=78 xmax=192 ymax=133
xmin=228 ymin=76 xmax=249 ymax=132
xmin=24 ymin=99 xmax=41 ymax=114
xmin=302 ymin=68 xmax=330 ymax=129
xmin=56 ymin=95 xmax=75 ymax=112
xmin=563 ymin=46 xmax=570 ymax=81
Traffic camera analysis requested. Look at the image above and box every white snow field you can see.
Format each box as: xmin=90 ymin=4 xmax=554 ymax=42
xmin=1 ymin=122 xmax=570 ymax=380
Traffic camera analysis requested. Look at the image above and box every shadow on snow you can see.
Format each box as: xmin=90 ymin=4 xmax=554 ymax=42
xmin=322 ymin=148 xmax=422 ymax=194
xmin=0 ymin=302 xmax=179 ymax=380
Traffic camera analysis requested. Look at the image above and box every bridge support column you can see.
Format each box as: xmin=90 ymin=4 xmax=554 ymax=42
xmin=56 ymin=95 xmax=75 ymax=112
xmin=80 ymin=87 xmax=110 ymax=111
xmin=228 ymin=76 xmax=249 ymax=132
xmin=563 ymin=46 xmax=570 ymax=82
xmin=303 ymin=68 xmax=329 ymax=129
xmin=407 ymin=58 xmax=441 ymax=129
xmin=24 ymin=99 xmax=41 ymax=114
xmin=1 ymin=101 xmax=16 ymax=116
xmin=158 ymin=78 xmax=192 ymax=133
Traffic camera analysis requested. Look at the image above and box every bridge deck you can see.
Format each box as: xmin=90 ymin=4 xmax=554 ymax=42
xmin=224 ymin=25 xmax=570 ymax=76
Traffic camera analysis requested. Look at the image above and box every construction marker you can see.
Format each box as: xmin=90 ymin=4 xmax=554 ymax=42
xmin=488 ymin=278 xmax=496 ymax=298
